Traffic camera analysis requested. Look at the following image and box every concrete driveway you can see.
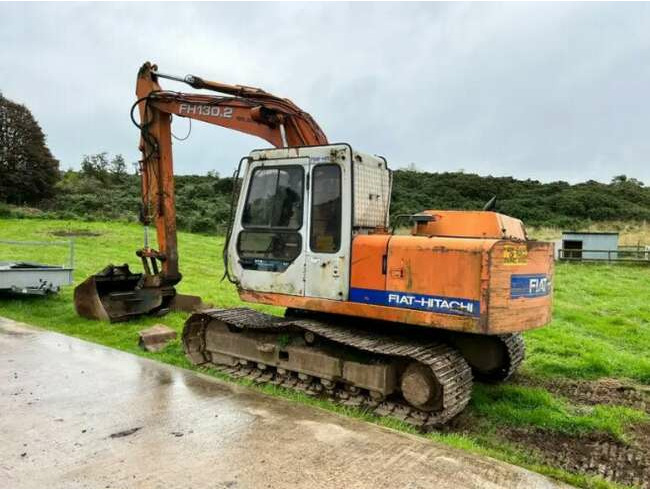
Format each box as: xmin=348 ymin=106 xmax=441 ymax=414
xmin=0 ymin=317 xmax=564 ymax=488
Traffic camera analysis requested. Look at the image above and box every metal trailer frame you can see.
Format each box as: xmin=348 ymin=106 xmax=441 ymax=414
xmin=0 ymin=240 xmax=74 ymax=295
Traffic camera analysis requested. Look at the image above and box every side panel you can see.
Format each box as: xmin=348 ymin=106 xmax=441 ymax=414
xmin=0 ymin=267 xmax=73 ymax=292
xmin=239 ymin=237 xmax=553 ymax=335
xmin=350 ymin=234 xmax=390 ymax=291
xmin=487 ymin=241 xmax=554 ymax=333
xmin=382 ymin=236 xmax=487 ymax=319
xmin=353 ymin=156 xmax=391 ymax=229
xmin=347 ymin=236 xmax=495 ymax=322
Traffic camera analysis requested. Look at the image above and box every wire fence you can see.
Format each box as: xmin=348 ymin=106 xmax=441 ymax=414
xmin=558 ymin=248 xmax=650 ymax=264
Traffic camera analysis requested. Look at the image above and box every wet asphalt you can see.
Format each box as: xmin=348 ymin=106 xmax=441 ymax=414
xmin=0 ymin=316 xmax=566 ymax=488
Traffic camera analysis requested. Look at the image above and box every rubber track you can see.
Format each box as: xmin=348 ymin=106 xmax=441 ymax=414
xmin=498 ymin=333 xmax=525 ymax=381
xmin=184 ymin=308 xmax=473 ymax=427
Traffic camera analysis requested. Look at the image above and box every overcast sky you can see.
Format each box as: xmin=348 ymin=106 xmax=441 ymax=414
xmin=1 ymin=2 xmax=649 ymax=183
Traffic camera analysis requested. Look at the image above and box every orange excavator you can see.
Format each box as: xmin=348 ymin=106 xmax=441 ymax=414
xmin=75 ymin=62 xmax=554 ymax=426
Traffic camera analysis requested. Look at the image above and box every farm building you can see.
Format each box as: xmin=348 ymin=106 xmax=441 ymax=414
xmin=559 ymin=231 xmax=619 ymax=260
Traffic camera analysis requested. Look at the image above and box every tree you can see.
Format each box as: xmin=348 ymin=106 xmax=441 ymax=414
xmin=612 ymin=174 xmax=644 ymax=187
xmin=110 ymin=154 xmax=127 ymax=183
xmin=80 ymin=152 xmax=110 ymax=182
xmin=0 ymin=93 xmax=59 ymax=204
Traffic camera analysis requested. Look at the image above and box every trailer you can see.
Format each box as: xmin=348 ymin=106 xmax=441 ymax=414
xmin=0 ymin=240 xmax=74 ymax=295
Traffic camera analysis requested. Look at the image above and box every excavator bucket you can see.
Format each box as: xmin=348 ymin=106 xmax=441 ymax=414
xmin=74 ymin=264 xmax=175 ymax=322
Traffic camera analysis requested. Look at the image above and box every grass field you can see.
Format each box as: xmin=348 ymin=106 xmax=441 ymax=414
xmin=1 ymin=218 xmax=649 ymax=488
xmin=529 ymin=221 xmax=650 ymax=246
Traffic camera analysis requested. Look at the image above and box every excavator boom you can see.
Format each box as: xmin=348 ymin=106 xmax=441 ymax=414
xmin=74 ymin=62 xmax=327 ymax=322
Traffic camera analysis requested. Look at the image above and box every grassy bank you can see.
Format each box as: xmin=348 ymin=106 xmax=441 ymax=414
xmin=529 ymin=221 xmax=650 ymax=246
xmin=1 ymin=218 xmax=648 ymax=488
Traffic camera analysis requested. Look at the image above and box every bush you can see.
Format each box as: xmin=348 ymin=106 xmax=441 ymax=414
xmin=4 ymin=162 xmax=650 ymax=234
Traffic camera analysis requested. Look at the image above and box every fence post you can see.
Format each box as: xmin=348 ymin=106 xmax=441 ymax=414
xmin=69 ymin=239 xmax=75 ymax=273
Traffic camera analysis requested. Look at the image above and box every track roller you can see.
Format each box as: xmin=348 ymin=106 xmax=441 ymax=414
xmin=183 ymin=308 xmax=474 ymax=427
xmin=401 ymin=362 xmax=443 ymax=411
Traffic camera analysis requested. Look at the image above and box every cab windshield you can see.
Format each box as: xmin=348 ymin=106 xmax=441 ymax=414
xmin=242 ymin=166 xmax=303 ymax=229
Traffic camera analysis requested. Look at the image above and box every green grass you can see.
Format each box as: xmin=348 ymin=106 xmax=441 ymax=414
xmin=524 ymin=262 xmax=650 ymax=383
xmin=0 ymin=218 xmax=280 ymax=341
xmin=1 ymin=218 xmax=648 ymax=488
xmin=472 ymin=384 xmax=645 ymax=440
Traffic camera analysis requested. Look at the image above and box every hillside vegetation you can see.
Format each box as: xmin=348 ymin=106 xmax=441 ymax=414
xmin=2 ymin=155 xmax=650 ymax=233
xmin=391 ymin=171 xmax=650 ymax=227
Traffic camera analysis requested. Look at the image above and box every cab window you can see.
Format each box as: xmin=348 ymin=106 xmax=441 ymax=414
xmin=237 ymin=231 xmax=302 ymax=269
xmin=242 ymin=166 xmax=303 ymax=229
xmin=238 ymin=166 xmax=304 ymax=271
xmin=310 ymin=164 xmax=342 ymax=253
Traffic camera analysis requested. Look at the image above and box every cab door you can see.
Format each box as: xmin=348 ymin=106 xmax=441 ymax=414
xmin=304 ymin=162 xmax=351 ymax=300
xmin=231 ymin=158 xmax=309 ymax=296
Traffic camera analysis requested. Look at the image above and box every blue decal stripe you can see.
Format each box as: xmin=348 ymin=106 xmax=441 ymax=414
xmin=349 ymin=288 xmax=480 ymax=318
xmin=510 ymin=274 xmax=551 ymax=298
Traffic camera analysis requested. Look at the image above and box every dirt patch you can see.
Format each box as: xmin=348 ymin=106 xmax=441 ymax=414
xmin=468 ymin=375 xmax=650 ymax=486
xmin=439 ymin=409 xmax=478 ymax=433
xmin=500 ymin=424 xmax=650 ymax=488
xmin=436 ymin=380 xmax=650 ymax=487
xmin=51 ymin=230 xmax=102 ymax=237
xmin=515 ymin=374 xmax=649 ymax=413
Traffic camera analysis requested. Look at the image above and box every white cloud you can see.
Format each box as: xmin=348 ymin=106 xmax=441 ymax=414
xmin=1 ymin=2 xmax=649 ymax=183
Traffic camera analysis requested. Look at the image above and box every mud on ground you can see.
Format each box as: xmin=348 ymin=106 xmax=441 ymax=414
xmin=51 ymin=229 xmax=102 ymax=237
xmin=502 ymin=423 xmax=650 ymax=488
xmin=519 ymin=375 xmax=649 ymax=413
xmin=448 ymin=377 xmax=650 ymax=488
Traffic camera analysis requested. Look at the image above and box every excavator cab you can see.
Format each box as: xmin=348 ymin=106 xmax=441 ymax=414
xmin=226 ymin=144 xmax=390 ymax=302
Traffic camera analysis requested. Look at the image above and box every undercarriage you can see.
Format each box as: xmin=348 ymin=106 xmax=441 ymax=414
xmin=182 ymin=308 xmax=525 ymax=427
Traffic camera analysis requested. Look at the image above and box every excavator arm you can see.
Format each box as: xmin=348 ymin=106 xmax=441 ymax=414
xmin=74 ymin=61 xmax=328 ymax=322
xmin=137 ymin=64 xmax=327 ymax=147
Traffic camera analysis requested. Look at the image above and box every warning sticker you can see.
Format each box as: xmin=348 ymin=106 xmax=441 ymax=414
xmin=503 ymin=245 xmax=528 ymax=265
